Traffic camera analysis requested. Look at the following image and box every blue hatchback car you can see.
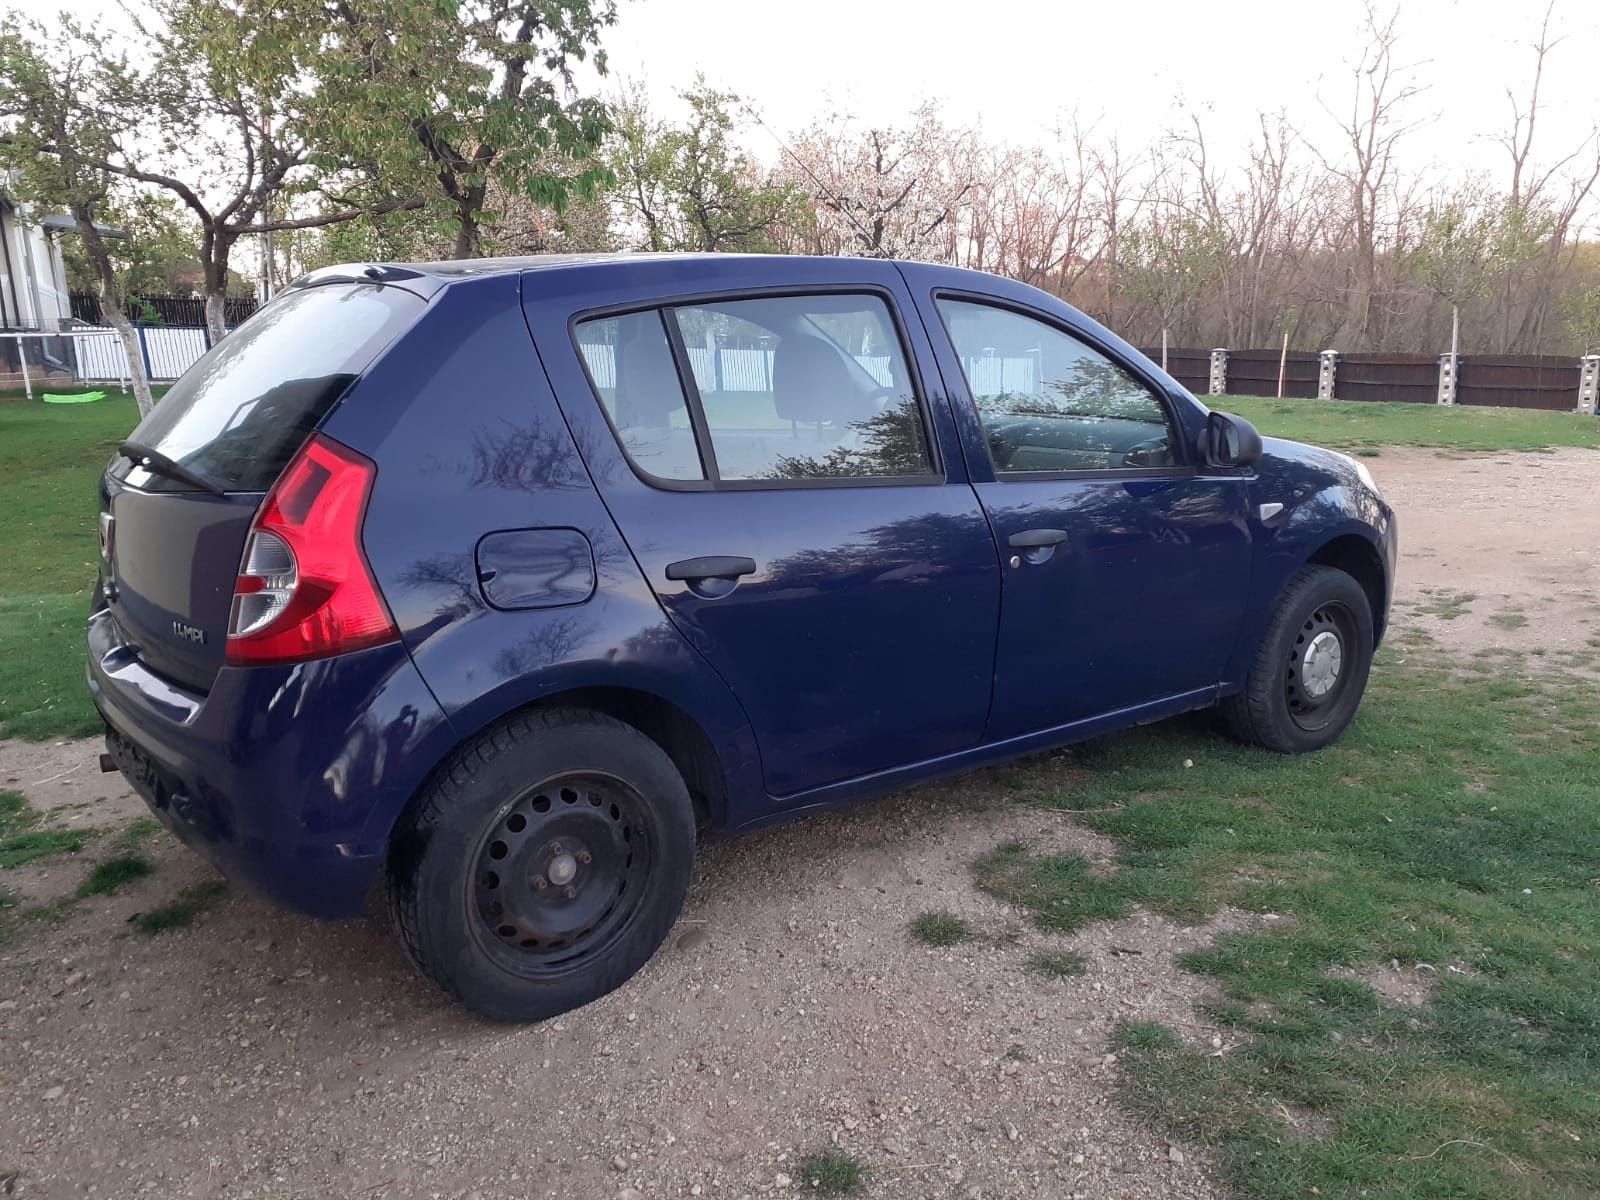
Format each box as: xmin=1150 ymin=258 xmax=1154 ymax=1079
xmin=89 ymin=254 xmax=1395 ymax=1020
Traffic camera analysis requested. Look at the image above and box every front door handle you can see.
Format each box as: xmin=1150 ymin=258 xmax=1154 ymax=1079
xmin=1007 ymin=528 xmax=1069 ymax=549
xmin=664 ymin=555 xmax=757 ymax=582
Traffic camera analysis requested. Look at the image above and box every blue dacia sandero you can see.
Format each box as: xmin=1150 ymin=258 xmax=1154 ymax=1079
xmin=89 ymin=254 xmax=1396 ymax=1020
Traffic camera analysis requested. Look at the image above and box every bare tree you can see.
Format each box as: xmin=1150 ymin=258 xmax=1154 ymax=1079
xmin=1320 ymin=3 xmax=1426 ymax=351
xmin=777 ymin=104 xmax=979 ymax=260
xmin=1492 ymin=0 xmax=1600 ymax=351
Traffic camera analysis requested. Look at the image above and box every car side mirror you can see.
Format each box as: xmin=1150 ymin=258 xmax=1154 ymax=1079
xmin=1204 ymin=411 xmax=1263 ymax=469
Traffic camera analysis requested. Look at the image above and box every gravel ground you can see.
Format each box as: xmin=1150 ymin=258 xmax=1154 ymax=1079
xmin=1368 ymin=446 xmax=1600 ymax=655
xmin=2 ymin=445 xmax=1594 ymax=1200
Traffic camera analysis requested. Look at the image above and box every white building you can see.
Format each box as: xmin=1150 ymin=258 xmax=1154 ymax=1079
xmin=0 ymin=190 xmax=73 ymax=330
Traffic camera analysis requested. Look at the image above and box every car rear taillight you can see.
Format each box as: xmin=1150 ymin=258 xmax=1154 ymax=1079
xmin=225 ymin=434 xmax=398 ymax=665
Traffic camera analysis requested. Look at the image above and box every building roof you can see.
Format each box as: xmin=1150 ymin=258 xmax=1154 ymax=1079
xmin=37 ymin=212 xmax=129 ymax=239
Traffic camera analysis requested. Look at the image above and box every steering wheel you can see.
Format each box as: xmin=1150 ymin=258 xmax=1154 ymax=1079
xmin=1121 ymin=437 xmax=1171 ymax=468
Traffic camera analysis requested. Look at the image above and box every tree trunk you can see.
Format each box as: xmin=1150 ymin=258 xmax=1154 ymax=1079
xmin=203 ymin=291 xmax=228 ymax=347
xmin=200 ymin=233 xmax=234 ymax=346
xmin=452 ymin=188 xmax=486 ymax=258
xmin=72 ymin=203 xmax=155 ymax=418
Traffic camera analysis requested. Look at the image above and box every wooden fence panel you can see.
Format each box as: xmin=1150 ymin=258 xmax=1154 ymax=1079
xmin=1456 ymin=355 xmax=1580 ymax=411
xmin=1223 ymin=349 xmax=1321 ymax=398
xmin=1334 ymin=354 xmax=1438 ymax=404
xmin=1135 ymin=347 xmax=1210 ymax=395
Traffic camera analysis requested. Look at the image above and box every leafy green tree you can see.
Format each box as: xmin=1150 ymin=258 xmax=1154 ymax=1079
xmin=60 ymin=190 xmax=205 ymax=297
xmin=608 ymin=77 xmax=802 ymax=252
xmin=1397 ymin=192 xmax=1497 ymax=351
xmin=1399 ymin=186 xmax=1557 ymax=352
xmin=1118 ymin=211 xmax=1228 ymax=345
xmin=1559 ymin=279 xmax=1600 ymax=356
xmin=0 ymin=19 xmax=157 ymax=415
xmin=6 ymin=5 xmax=428 ymax=344
xmin=288 ymin=0 xmax=617 ymax=259
xmin=123 ymin=0 xmax=434 ymax=339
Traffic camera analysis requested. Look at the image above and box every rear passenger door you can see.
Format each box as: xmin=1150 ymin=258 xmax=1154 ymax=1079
xmin=903 ymin=272 xmax=1253 ymax=740
xmin=524 ymin=260 xmax=1001 ymax=800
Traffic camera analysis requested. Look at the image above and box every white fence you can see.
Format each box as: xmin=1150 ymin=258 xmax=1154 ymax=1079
xmin=72 ymin=325 xmax=210 ymax=383
xmin=960 ymin=354 xmax=1037 ymax=396
xmin=76 ymin=329 xmax=1037 ymax=398
xmin=578 ymin=343 xmax=896 ymax=394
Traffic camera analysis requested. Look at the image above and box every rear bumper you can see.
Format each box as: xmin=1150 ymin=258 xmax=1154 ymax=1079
xmin=87 ymin=608 xmax=457 ymax=918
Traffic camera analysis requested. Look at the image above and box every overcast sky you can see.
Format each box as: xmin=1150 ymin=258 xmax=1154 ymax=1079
xmin=22 ymin=0 xmax=1600 ymax=194
xmin=593 ymin=0 xmax=1600 ymax=188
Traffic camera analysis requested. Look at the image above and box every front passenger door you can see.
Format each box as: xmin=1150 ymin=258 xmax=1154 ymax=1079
xmin=917 ymin=290 xmax=1252 ymax=740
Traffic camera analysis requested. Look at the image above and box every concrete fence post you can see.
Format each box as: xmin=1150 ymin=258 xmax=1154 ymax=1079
xmin=1579 ymin=355 xmax=1600 ymax=415
xmin=1318 ymin=350 xmax=1338 ymax=400
xmin=1208 ymin=347 xmax=1228 ymax=396
xmin=1436 ymin=353 xmax=1459 ymax=406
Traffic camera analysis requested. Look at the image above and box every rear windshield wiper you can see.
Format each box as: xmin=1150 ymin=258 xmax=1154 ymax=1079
xmin=118 ymin=440 xmax=226 ymax=496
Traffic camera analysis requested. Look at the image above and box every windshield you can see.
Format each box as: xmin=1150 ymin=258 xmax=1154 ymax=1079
xmin=128 ymin=283 xmax=423 ymax=491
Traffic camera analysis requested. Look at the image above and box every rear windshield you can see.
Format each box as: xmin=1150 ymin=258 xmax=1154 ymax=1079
xmin=127 ymin=283 xmax=423 ymax=491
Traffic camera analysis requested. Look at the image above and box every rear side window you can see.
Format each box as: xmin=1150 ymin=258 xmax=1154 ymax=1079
xmin=128 ymin=284 xmax=423 ymax=492
xmin=574 ymin=293 xmax=934 ymax=485
xmin=575 ymin=311 xmax=705 ymax=480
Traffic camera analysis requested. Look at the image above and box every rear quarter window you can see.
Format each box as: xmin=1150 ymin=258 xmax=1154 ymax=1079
xmin=127 ymin=283 xmax=424 ymax=492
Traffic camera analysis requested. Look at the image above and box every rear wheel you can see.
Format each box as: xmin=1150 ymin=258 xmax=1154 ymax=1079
xmin=387 ymin=708 xmax=694 ymax=1021
xmin=1221 ymin=565 xmax=1374 ymax=754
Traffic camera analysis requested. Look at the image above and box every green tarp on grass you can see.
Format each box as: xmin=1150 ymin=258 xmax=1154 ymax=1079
xmin=41 ymin=391 xmax=107 ymax=404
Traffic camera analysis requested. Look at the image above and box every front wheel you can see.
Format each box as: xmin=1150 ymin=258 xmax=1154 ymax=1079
xmin=1221 ymin=565 xmax=1375 ymax=754
xmin=387 ymin=707 xmax=695 ymax=1021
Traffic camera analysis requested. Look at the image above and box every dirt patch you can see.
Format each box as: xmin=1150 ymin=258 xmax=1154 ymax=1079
xmin=0 ymin=736 xmax=144 ymax=831
xmin=1367 ymin=446 xmax=1600 ymax=656
xmin=0 ymin=779 xmax=1228 ymax=1200
xmin=1329 ymin=961 xmax=1438 ymax=1008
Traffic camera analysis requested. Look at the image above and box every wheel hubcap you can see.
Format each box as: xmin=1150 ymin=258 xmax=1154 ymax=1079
xmin=1284 ymin=602 xmax=1357 ymax=730
xmin=470 ymin=773 xmax=652 ymax=976
xmin=544 ymin=850 xmax=578 ymax=888
xmin=1301 ymin=630 xmax=1343 ymax=698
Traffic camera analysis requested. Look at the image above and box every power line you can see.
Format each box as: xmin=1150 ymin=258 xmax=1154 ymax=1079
xmin=740 ymin=100 xmax=886 ymax=257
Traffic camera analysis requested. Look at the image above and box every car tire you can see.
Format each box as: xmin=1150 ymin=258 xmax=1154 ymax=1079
xmin=1221 ymin=565 xmax=1375 ymax=754
xmin=386 ymin=707 xmax=695 ymax=1022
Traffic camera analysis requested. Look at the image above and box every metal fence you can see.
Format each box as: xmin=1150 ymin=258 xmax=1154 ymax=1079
xmin=69 ymin=293 xmax=258 ymax=327
xmin=68 ymin=325 xmax=209 ymax=382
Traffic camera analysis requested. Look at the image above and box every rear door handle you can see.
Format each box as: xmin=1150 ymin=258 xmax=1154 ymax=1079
xmin=664 ymin=555 xmax=757 ymax=582
xmin=1007 ymin=528 xmax=1069 ymax=549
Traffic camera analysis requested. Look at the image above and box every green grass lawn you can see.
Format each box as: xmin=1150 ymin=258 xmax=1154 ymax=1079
xmin=0 ymin=390 xmax=146 ymax=739
xmin=983 ymin=635 xmax=1600 ymax=1198
xmin=1221 ymin=394 xmax=1600 ymax=453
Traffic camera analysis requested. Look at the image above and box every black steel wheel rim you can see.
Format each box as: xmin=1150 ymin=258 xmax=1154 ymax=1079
xmin=1284 ymin=601 xmax=1357 ymax=731
xmin=468 ymin=771 xmax=655 ymax=979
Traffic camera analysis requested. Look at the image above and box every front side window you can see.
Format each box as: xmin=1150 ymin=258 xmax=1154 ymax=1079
xmin=937 ymin=299 xmax=1177 ymax=474
xmin=575 ymin=293 xmax=934 ymax=485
